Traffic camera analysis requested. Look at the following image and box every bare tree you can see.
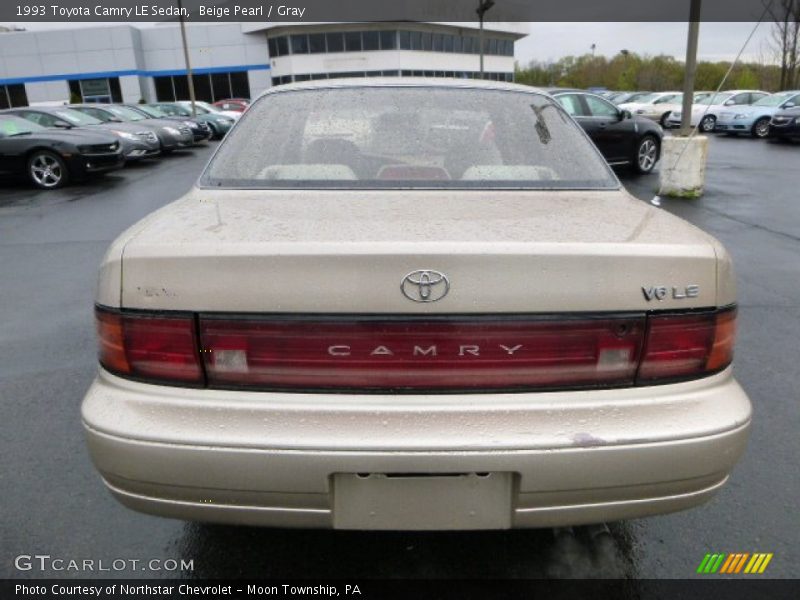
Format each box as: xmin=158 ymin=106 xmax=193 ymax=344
xmin=768 ymin=0 xmax=800 ymax=89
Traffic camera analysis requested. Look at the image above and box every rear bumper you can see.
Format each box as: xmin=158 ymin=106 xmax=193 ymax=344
xmin=82 ymin=367 xmax=751 ymax=529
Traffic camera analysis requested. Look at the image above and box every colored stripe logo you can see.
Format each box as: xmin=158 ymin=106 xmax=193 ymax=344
xmin=697 ymin=553 xmax=773 ymax=574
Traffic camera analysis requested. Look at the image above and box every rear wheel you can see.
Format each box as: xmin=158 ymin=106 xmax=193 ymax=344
xmin=699 ymin=115 xmax=716 ymax=133
xmin=634 ymin=135 xmax=659 ymax=174
xmin=751 ymin=117 xmax=770 ymax=139
xmin=27 ymin=150 xmax=68 ymax=190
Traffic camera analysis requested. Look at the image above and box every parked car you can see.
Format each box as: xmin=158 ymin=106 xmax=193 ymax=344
xmin=0 ymin=113 xmax=123 ymax=189
xmin=213 ymin=98 xmax=250 ymax=113
xmin=2 ymin=106 xmax=159 ymax=161
xmin=715 ymin=91 xmax=800 ymax=138
xmin=127 ymin=104 xmax=213 ymax=143
xmin=768 ymin=107 xmax=800 ymax=141
xmin=618 ymin=91 xmax=684 ymax=126
xmin=666 ymin=90 xmax=769 ymax=132
xmin=691 ymin=91 xmax=715 ymax=103
xmin=148 ymin=102 xmax=234 ymax=139
xmin=609 ymin=91 xmax=652 ymax=105
xmin=82 ymin=79 xmax=750 ymax=530
xmin=548 ymin=89 xmax=663 ymax=173
xmin=69 ymin=104 xmax=194 ymax=152
xmin=176 ymin=100 xmax=241 ymax=121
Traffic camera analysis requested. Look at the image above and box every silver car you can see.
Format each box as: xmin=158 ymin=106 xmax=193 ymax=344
xmin=82 ymin=80 xmax=751 ymax=530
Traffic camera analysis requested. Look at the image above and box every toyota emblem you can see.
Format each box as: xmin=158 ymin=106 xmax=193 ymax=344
xmin=401 ymin=270 xmax=450 ymax=303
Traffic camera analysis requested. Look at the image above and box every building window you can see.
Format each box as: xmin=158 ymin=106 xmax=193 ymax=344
xmin=344 ymin=32 xmax=362 ymax=52
xmin=399 ymin=31 xmax=411 ymax=50
xmin=309 ymin=33 xmax=326 ymax=53
xmin=230 ymin=72 xmax=250 ymax=98
xmin=326 ymin=32 xmax=344 ymax=53
xmin=266 ymin=29 xmax=513 ymax=59
xmin=362 ymin=31 xmax=380 ymax=51
xmin=0 ymin=83 xmax=28 ymax=108
xmin=380 ymin=31 xmax=397 ymax=50
xmin=276 ymin=36 xmax=289 ymax=56
xmin=291 ymin=34 xmax=309 ymax=54
xmin=154 ymin=72 xmax=251 ymax=102
xmin=66 ymin=77 xmax=122 ymax=103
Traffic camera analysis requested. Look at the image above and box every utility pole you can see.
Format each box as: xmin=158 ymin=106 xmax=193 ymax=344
xmin=177 ymin=0 xmax=197 ymax=117
xmin=679 ymin=0 xmax=702 ymax=135
xmin=477 ymin=0 xmax=495 ymax=79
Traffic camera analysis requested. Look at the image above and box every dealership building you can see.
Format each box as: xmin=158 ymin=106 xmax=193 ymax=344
xmin=0 ymin=22 xmax=526 ymax=108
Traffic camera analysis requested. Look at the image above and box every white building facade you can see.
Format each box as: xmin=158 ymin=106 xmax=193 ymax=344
xmin=0 ymin=22 xmax=526 ymax=108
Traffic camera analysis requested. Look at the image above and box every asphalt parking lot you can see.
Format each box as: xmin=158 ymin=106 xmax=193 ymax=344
xmin=1 ymin=136 xmax=798 ymax=581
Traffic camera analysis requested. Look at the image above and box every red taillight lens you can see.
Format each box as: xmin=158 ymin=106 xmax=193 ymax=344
xmin=96 ymin=308 xmax=203 ymax=385
xmin=637 ymin=307 xmax=736 ymax=382
xmin=96 ymin=306 xmax=736 ymax=391
xmin=198 ymin=317 xmax=646 ymax=391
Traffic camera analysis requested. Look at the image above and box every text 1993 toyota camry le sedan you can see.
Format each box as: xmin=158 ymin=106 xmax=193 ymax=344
xmin=82 ymin=80 xmax=751 ymax=530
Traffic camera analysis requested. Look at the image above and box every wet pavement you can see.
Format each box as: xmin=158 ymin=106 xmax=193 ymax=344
xmin=1 ymin=136 xmax=797 ymax=580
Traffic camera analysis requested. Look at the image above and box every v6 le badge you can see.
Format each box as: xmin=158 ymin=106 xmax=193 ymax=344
xmin=643 ymin=285 xmax=700 ymax=301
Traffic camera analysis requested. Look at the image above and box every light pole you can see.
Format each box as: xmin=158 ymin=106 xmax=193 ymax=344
xmin=177 ymin=0 xmax=197 ymax=117
xmin=477 ymin=0 xmax=495 ymax=79
xmin=679 ymin=0 xmax=702 ymax=135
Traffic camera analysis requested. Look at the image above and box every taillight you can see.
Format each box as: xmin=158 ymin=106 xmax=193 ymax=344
xmin=95 ymin=308 xmax=203 ymax=385
xmin=637 ymin=307 xmax=736 ymax=382
xmin=198 ymin=317 xmax=646 ymax=391
xmin=95 ymin=306 xmax=735 ymax=391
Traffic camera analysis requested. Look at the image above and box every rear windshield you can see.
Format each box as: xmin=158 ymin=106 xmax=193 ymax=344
xmin=753 ymin=92 xmax=797 ymax=107
xmin=201 ymin=86 xmax=617 ymax=190
xmin=104 ymin=106 xmax=146 ymax=121
xmin=136 ymin=105 xmax=167 ymax=118
xmin=54 ymin=109 xmax=102 ymax=125
xmin=696 ymin=93 xmax=733 ymax=105
xmin=153 ymin=104 xmax=191 ymax=117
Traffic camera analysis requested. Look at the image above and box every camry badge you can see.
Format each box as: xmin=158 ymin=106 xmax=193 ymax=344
xmin=401 ymin=270 xmax=450 ymax=303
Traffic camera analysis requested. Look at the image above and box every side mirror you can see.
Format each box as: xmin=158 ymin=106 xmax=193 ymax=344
xmin=619 ymin=109 xmax=632 ymax=120
xmin=724 ymin=100 xmax=735 ymax=106
xmin=0 ymin=131 xmax=6 ymax=139
xmin=53 ymin=121 xmax=71 ymax=129
xmin=783 ymin=102 xmax=796 ymax=109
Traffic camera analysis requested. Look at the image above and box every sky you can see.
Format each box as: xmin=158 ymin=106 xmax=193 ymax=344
xmin=0 ymin=21 xmax=779 ymax=65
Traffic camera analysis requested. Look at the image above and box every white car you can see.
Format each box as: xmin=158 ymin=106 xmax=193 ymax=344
xmin=82 ymin=79 xmax=751 ymax=530
xmin=618 ymin=92 xmax=683 ymax=125
xmin=666 ymin=90 xmax=770 ymax=132
xmin=176 ymin=100 xmax=241 ymax=121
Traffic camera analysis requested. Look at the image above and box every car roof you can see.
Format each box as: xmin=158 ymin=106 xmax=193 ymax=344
xmin=541 ymin=88 xmax=586 ymax=95
xmin=257 ymin=77 xmax=550 ymax=99
xmin=5 ymin=106 xmax=68 ymax=113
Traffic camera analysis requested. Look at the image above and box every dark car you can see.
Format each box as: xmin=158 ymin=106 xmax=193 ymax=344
xmin=69 ymin=104 xmax=194 ymax=153
xmin=768 ymin=107 xmax=800 ymax=141
xmin=128 ymin=104 xmax=213 ymax=143
xmin=546 ymin=89 xmax=663 ymax=174
xmin=148 ymin=102 xmax=234 ymax=139
xmin=2 ymin=106 xmax=160 ymax=161
xmin=0 ymin=113 xmax=123 ymax=189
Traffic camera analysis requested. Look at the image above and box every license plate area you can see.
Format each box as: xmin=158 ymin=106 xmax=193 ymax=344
xmin=332 ymin=472 xmax=513 ymax=530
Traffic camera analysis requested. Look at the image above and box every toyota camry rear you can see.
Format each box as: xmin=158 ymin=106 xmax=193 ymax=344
xmin=82 ymin=80 xmax=751 ymax=530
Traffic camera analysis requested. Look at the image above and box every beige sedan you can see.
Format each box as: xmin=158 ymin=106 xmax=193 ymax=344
xmin=82 ymin=79 xmax=751 ymax=530
xmin=618 ymin=91 xmax=684 ymax=125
